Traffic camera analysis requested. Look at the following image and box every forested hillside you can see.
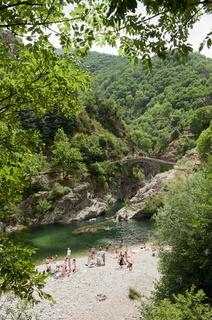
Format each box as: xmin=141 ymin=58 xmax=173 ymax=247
xmin=17 ymin=50 xmax=212 ymax=187
xmin=18 ymin=95 xmax=136 ymax=188
xmin=81 ymin=52 xmax=212 ymax=157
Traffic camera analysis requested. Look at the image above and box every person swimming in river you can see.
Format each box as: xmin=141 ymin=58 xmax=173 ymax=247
xmin=118 ymin=239 xmax=123 ymax=250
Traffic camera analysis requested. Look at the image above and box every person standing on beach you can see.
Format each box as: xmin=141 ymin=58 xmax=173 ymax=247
xmin=118 ymin=252 xmax=125 ymax=268
xmin=67 ymin=248 xmax=71 ymax=258
xmin=72 ymin=259 xmax=77 ymax=272
xmin=118 ymin=239 xmax=123 ymax=250
xmin=67 ymin=248 xmax=71 ymax=271
xmin=86 ymin=250 xmax=92 ymax=266
xmin=102 ymin=253 xmax=106 ymax=266
xmin=124 ymin=251 xmax=128 ymax=264
xmin=91 ymin=247 xmax=96 ymax=259
xmin=111 ymin=243 xmax=115 ymax=254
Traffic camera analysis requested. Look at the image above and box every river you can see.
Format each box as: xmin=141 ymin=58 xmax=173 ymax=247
xmin=11 ymin=202 xmax=155 ymax=263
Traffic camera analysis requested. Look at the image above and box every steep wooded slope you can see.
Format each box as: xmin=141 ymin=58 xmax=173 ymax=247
xmin=82 ymin=52 xmax=212 ymax=117
xmin=81 ymin=52 xmax=212 ymax=157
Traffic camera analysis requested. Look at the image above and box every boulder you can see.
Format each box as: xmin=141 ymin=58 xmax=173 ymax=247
xmin=73 ymin=200 xmax=107 ymax=221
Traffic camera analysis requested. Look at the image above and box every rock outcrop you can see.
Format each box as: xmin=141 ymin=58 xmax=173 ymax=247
xmin=19 ymin=168 xmax=176 ymax=225
xmin=19 ymin=184 xmax=107 ymax=225
xmin=115 ymin=169 xmax=176 ymax=220
xmin=71 ymin=200 xmax=107 ymax=222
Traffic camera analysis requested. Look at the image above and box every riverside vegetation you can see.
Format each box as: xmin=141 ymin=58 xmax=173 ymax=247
xmin=0 ymin=0 xmax=212 ymax=318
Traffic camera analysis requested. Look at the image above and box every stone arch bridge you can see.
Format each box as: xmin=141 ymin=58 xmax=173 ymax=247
xmin=121 ymin=157 xmax=176 ymax=178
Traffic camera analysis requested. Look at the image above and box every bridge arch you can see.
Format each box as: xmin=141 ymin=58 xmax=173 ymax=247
xmin=122 ymin=157 xmax=176 ymax=178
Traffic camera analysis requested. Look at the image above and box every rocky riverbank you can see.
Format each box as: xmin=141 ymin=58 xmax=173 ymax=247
xmin=32 ymin=243 xmax=159 ymax=320
xmin=35 ymin=245 xmax=159 ymax=320
xmin=0 ymin=243 xmax=160 ymax=320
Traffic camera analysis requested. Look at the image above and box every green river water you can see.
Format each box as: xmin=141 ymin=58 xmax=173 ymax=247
xmin=11 ymin=202 xmax=155 ymax=263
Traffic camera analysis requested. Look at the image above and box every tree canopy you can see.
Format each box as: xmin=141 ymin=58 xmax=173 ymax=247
xmin=71 ymin=0 xmax=212 ymax=67
xmin=0 ymin=0 xmax=211 ymax=67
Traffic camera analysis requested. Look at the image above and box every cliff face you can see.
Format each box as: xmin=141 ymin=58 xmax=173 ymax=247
xmin=0 ymin=30 xmax=21 ymax=55
xmin=19 ymin=184 xmax=104 ymax=225
xmin=18 ymin=164 xmax=168 ymax=225
xmin=114 ymin=169 xmax=176 ymax=220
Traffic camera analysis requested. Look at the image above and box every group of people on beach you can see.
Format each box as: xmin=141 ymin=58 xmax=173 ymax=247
xmin=44 ymin=239 xmax=137 ymax=277
xmin=86 ymin=246 xmax=106 ymax=266
xmin=85 ymin=240 xmax=133 ymax=270
xmin=45 ymin=248 xmax=77 ymax=276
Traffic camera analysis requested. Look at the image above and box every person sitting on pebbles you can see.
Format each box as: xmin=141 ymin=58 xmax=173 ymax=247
xmin=97 ymin=255 xmax=102 ymax=266
xmin=86 ymin=250 xmax=92 ymax=266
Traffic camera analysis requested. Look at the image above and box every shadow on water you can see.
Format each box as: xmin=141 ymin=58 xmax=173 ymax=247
xmin=10 ymin=202 xmax=155 ymax=263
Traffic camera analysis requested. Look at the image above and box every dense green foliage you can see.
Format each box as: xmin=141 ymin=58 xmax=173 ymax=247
xmin=82 ymin=51 xmax=212 ymax=116
xmin=0 ymin=1 xmax=91 ymax=303
xmin=17 ymin=110 xmax=79 ymax=146
xmin=70 ymin=0 xmax=212 ymax=68
xmin=0 ymin=233 xmax=51 ymax=303
xmin=141 ymin=287 xmax=212 ymax=320
xmin=1 ymin=0 xmax=211 ymax=67
xmin=196 ymin=122 xmax=212 ymax=158
xmin=81 ymin=51 xmax=212 ymax=156
xmin=153 ymin=161 xmax=212 ymax=301
xmin=18 ymin=95 xmax=135 ymax=169
xmin=51 ymin=128 xmax=87 ymax=176
xmin=0 ymin=32 xmax=91 ymax=216
xmin=190 ymin=106 xmax=212 ymax=136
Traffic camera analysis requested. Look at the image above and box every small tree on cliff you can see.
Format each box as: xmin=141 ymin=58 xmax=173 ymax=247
xmin=51 ymin=128 xmax=86 ymax=177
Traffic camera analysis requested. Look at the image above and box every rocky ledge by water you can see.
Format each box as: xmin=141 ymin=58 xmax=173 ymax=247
xmin=19 ymin=184 xmax=110 ymax=225
xmin=17 ymin=169 xmax=176 ymax=228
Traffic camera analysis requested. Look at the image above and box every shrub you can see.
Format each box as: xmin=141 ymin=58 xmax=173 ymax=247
xmin=48 ymin=182 xmax=71 ymax=201
xmin=141 ymin=287 xmax=212 ymax=320
xmin=142 ymin=195 xmax=163 ymax=216
xmin=196 ymin=124 xmax=212 ymax=159
xmin=30 ymin=177 xmax=50 ymax=193
xmin=129 ymin=288 xmax=142 ymax=300
xmin=36 ymin=199 xmax=52 ymax=216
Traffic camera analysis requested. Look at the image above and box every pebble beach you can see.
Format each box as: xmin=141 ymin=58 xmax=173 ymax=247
xmin=31 ymin=243 xmax=160 ymax=320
